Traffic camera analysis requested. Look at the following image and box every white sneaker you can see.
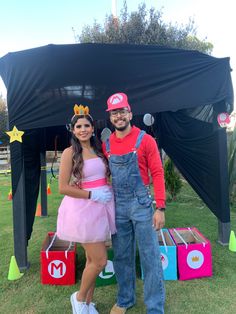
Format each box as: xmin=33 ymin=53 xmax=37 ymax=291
xmin=88 ymin=302 xmax=99 ymax=314
xmin=70 ymin=292 xmax=89 ymax=314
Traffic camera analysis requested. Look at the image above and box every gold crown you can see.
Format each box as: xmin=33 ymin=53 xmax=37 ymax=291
xmin=74 ymin=104 xmax=89 ymax=115
xmin=191 ymin=256 xmax=199 ymax=262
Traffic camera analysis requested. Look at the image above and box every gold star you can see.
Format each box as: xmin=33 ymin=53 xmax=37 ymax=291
xmin=6 ymin=126 xmax=24 ymax=143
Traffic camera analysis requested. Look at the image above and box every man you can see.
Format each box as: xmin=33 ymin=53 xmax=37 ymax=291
xmin=103 ymin=92 xmax=166 ymax=314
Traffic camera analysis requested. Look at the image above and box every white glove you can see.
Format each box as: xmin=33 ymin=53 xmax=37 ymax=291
xmin=90 ymin=189 xmax=112 ymax=203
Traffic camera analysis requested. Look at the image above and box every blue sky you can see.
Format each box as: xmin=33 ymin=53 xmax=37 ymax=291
xmin=0 ymin=0 xmax=235 ymax=102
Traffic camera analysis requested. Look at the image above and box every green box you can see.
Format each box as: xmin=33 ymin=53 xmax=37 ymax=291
xmin=95 ymin=246 xmax=117 ymax=287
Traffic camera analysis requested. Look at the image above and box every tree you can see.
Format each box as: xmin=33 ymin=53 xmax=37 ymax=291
xmin=78 ymin=2 xmax=213 ymax=54
xmin=0 ymin=94 xmax=8 ymax=145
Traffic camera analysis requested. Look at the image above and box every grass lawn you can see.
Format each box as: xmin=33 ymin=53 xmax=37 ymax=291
xmin=0 ymin=175 xmax=236 ymax=314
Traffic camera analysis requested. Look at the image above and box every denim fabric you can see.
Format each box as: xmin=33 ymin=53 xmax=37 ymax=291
xmin=106 ymin=131 xmax=165 ymax=313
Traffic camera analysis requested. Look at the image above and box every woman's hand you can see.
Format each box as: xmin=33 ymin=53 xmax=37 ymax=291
xmin=91 ymin=189 xmax=112 ymax=203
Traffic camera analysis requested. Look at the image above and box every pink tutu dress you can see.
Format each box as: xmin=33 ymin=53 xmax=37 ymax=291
xmin=56 ymin=157 xmax=116 ymax=243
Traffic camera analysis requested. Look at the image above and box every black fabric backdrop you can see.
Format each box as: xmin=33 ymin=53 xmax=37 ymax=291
xmin=0 ymin=43 xmax=234 ymax=240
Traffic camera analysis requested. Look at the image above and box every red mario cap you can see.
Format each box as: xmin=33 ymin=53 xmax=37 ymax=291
xmin=106 ymin=92 xmax=131 ymax=112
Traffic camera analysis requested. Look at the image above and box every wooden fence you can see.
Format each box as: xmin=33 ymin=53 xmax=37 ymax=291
xmin=0 ymin=146 xmax=11 ymax=174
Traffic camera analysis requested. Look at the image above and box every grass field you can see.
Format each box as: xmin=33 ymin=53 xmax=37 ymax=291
xmin=0 ymin=175 xmax=236 ymax=314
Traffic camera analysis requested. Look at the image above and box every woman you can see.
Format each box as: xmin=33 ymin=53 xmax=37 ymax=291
xmin=56 ymin=105 xmax=116 ymax=314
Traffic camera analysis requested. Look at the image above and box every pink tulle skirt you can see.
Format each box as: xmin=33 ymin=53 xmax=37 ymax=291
xmin=56 ymin=185 xmax=116 ymax=243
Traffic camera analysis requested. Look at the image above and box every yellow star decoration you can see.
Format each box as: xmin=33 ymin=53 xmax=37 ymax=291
xmin=6 ymin=126 xmax=24 ymax=143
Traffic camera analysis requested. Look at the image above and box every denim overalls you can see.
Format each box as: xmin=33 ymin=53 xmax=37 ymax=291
xmin=106 ymin=130 xmax=165 ymax=314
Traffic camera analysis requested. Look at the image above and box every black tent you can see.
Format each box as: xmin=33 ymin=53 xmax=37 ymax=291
xmin=0 ymin=43 xmax=234 ymax=270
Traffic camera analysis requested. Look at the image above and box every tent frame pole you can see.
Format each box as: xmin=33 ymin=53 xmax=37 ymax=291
xmin=217 ymin=128 xmax=231 ymax=245
xmin=40 ymin=149 xmax=48 ymax=216
xmin=218 ymin=221 xmax=231 ymax=245
xmin=11 ymin=143 xmax=29 ymax=270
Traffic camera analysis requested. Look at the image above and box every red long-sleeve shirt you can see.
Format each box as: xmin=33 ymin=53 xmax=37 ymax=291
xmin=102 ymin=126 xmax=166 ymax=208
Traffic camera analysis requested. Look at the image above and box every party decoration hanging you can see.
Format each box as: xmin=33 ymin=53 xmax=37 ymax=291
xmin=217 ymin=113 xmax=230 ymax=128
xmin=143 ymin=113 xmax=155 ymax=126
xmin=6 ymin=126 xmax=24 ymax=143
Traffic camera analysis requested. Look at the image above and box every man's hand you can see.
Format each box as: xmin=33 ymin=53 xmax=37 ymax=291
xmin=152 ymin=210 xmax=165 ymax=230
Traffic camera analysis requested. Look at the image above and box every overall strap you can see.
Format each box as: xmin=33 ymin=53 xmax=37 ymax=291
xmin=135 ymin=130 xmax=146 ymax=149
xmin=105 ymin=138 xmax=110 ymax=154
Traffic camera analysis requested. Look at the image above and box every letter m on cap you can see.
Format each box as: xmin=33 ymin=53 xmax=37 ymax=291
xmin=110 ymin=93 xmax=123 ymax=104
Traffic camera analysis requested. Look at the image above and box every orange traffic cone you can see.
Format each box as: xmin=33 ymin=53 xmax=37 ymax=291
xmin=8 ymin=189 xmax=12 ymax=200
xmin=35 ymin=203 xmax=42 ymax=217
xmin=47 ymin=183 xmax=51 ymax=195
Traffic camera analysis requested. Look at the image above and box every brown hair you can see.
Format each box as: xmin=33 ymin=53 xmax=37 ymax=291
xmin=70 ymin=114 xmax=110 ymax=185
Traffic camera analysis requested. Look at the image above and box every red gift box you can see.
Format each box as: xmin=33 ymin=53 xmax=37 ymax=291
xmin=41 ymin=232 xmax=76 ymax=285
xmin=169 ymin=227 xmax=213 ymax=280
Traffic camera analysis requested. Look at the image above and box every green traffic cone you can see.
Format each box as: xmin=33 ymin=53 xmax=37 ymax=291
xmin=8 ymin=256 xmax=24 ymax=280
xmin=229 ymin=230 xmax=236 ymax=252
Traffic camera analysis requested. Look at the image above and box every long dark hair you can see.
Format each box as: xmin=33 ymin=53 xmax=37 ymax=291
xmin=70 ymin=114 xmax=110 ymax=185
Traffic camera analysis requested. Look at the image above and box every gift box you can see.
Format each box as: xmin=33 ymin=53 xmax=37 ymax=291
xmin=41 ymin=232 xmax=76 ymax=285
xmin=169 ymin=227 xmax=213 ymax=280
xmin=141 ymin=228 xmax=177 ymax=280
xmin=96 ymin=240 xmax=117 ymax=287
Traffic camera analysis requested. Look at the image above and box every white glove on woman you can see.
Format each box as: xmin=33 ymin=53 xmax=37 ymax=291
xmin=90 ymin=189 xmax=112 ymax=203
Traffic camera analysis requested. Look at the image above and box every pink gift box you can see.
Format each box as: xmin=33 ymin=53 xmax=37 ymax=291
xmin=169 ymin=227 xmax=213 ymax=280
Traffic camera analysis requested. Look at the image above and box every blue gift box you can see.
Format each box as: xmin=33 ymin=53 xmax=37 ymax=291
xmin=141 ymin=228 xmax=177 ymax=280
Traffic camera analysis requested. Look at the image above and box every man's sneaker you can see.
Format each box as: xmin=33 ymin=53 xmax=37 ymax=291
xmin=110 ymin=304 xmax=127 ymax=314
xmin=88 ymin=302 xmax=99 ymax=314
xmin=70 ymin=292 xmax=89 ymax=314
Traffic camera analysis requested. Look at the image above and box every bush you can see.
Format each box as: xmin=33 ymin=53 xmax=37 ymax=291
xmin=164 ymin=158 xmax=182 ymax=201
